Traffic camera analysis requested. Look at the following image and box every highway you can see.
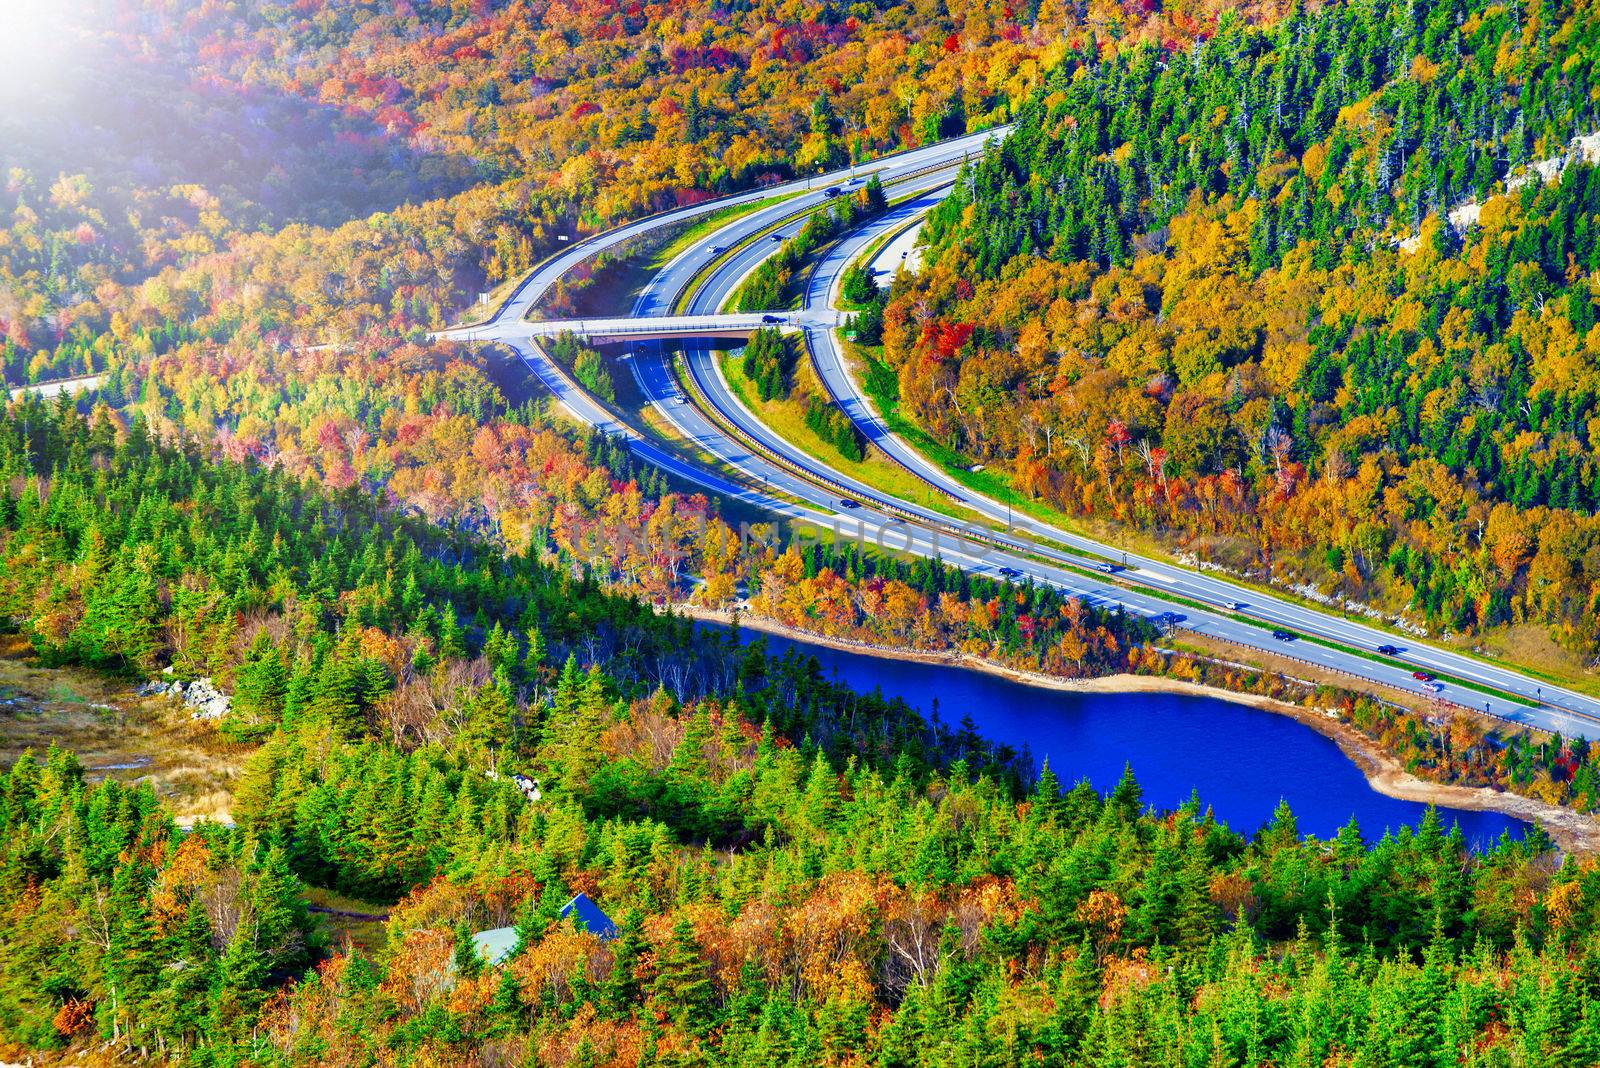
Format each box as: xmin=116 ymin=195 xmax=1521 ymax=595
xmin=439 ymin=130 xmax=1600 ymax=739
xmin=436 ymin=128 xmax=1002 ymax=346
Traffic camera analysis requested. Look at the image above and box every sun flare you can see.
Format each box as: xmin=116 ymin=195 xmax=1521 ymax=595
xmin=0 ymin=0 xmax=85 ymax=103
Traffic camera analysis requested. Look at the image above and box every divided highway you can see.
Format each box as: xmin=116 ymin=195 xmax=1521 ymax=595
xmin=439 ymin=130 xmax=1600 ymax=739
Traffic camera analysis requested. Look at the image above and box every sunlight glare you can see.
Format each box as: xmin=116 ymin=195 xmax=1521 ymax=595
xmin=0 ymin=0 xmax=82 ymax=103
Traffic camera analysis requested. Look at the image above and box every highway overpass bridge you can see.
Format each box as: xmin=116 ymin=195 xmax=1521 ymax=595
xmin=437 ymin=312 xmax=831 ymax=346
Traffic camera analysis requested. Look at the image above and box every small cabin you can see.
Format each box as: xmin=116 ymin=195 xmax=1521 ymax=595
xmin=471 ymin=893 xmax=618 ymax=965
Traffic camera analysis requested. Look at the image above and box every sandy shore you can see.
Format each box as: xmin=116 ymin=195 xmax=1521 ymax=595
xmin=678 ymin=604 xmax=1600 ymax=855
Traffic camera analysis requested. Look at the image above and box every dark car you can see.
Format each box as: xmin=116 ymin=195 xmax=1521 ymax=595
xmin=823 ymin=187 xmax=842 ymax=198
xmin=1377 ymin=644 xmax=1399 ymax=656
xmin=770 ymin=232 xmax=784 ymax=242
xmin=838 ymin=498 xmax=860 ymax=509
xmin=761 ymin=314 xmax=785 ymax=324
xmin=1272 ymin=629 xmax=1295 ymax=641
xmin=1411 ymin=670 xmax=1435 ymax=681
xmin=997 ymin=566 xmax=1022 ymax=579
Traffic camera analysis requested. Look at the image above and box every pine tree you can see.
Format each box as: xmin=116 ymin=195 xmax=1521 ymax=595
xmin=209 ymin=922 xmax=267 ymax=1040
xmin=801 ymin=750 xmax=840 ymax=831
xmin=230 ymin=632 xmax=288 ymax=734
xmin=523 ymin=625 xmax=547 ymax=680
xmin=603 ymin=911 xmax=648 ymax=1017
xmin=153 ymin=897 xmax=216 ymax=1050
xmin=487 ymin=966 xmax=525 ymax=1035
xmin=101 ymin=862 xmax=160 ymax=1044
xmin=462 ymin=670 xmax=517 ymax=768
xmin=437 ymin=601 xmax=466 ymax=660
xmin=651 ymin=917 xmax=715 ymax=1034
xmin=1106 ymin=763 xmax=1143 ymax=821
xmin=251 ymin=844 xmax=311 ymax=974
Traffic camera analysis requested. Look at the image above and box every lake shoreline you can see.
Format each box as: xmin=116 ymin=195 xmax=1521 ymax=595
xmin=677 ymin=604 xmax=1600 ymax=855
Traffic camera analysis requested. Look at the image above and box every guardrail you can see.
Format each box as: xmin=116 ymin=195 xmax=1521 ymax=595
xmin=532 ymin=315 xmax=774 ymax=338
xmin=8 ymin=372 xmax=107 ymax=400
xmin=1212 ymin=633 xmax=1600 ymax=733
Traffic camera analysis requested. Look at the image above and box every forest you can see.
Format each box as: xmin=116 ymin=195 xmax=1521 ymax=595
xmin=9 ymin=399 xmax=1600 ymax=1066
xmin=888 ymin=0 xmax=1600 ymax=654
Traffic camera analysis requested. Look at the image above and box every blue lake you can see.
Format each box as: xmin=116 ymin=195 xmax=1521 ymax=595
xmin=731 ymin=627 xmax=1526 ymax=847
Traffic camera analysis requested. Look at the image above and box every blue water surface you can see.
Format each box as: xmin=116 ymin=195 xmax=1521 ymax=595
xmin=730 ymin=626 xmax=1526 ymax=848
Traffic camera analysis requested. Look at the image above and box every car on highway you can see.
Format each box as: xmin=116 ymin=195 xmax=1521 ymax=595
xmin=823 ymin=187 xmax=842 ymax=198
xmin=1377 ymin=644 xmax=1399 ymax=656
xmin=1423 ymin=681 xmax=1445 ymax=693
xmin=838 ymin=498 xmax=860 ymax=509
xmin=997 ymin=566 xmax=1022 ymax=579
xmin=1223 ymin=600 xmax=1244 ymax=611
xmin=1411 ymin=670 xmax=1435 ymax=682
xmin=1272 ymin=629 xmax=1295 ymax=641
xmin=770 ymin=232 xmax=783 ymax=242
xmin=706 ymin=245 xmax=723 ymax=254
xmin=761 ymin=314 xmax=785 ymax=324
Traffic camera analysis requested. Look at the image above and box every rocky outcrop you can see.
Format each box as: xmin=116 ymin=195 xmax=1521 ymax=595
xmin=1397 ymin=130 xmax=1600 ymax=252
xmin=138 ymin=675 xmax=232 ymax=720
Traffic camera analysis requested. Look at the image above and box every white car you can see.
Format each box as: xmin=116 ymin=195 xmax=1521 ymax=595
xmin=1224 ymin=600 xmax=1243 ymax=611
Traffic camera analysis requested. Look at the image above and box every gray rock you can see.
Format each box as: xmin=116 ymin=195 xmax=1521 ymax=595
xmin=143 ymin=674 xmax=233 ymax=720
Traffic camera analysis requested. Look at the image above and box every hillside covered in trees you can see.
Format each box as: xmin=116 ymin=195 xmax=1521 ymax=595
xmin=6 ymin=402 xmax=1600 ymax=1066
xmin=889 ymin=0 xmax=1600 ymax=658
xmin=1 ymin=0 xmax=1297 ymax=384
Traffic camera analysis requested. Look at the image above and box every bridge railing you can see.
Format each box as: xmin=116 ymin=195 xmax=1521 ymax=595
xmin=528 ymin=315 xmax=776 ymax=338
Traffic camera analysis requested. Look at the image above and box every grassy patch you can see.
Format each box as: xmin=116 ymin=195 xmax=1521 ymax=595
xmin=303 ymin=887 xmax=391 ymax=957
xmin=0 ymin=635 xmax=249 ymax=822
xmin=452 ymin=273 xmax=526 ymax=328
xmin=717 ymin=344 xmax=984 ymax=521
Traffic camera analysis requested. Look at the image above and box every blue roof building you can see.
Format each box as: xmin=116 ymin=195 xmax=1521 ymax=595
xmin=560 ymin=892 xmax=618 ymax=941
